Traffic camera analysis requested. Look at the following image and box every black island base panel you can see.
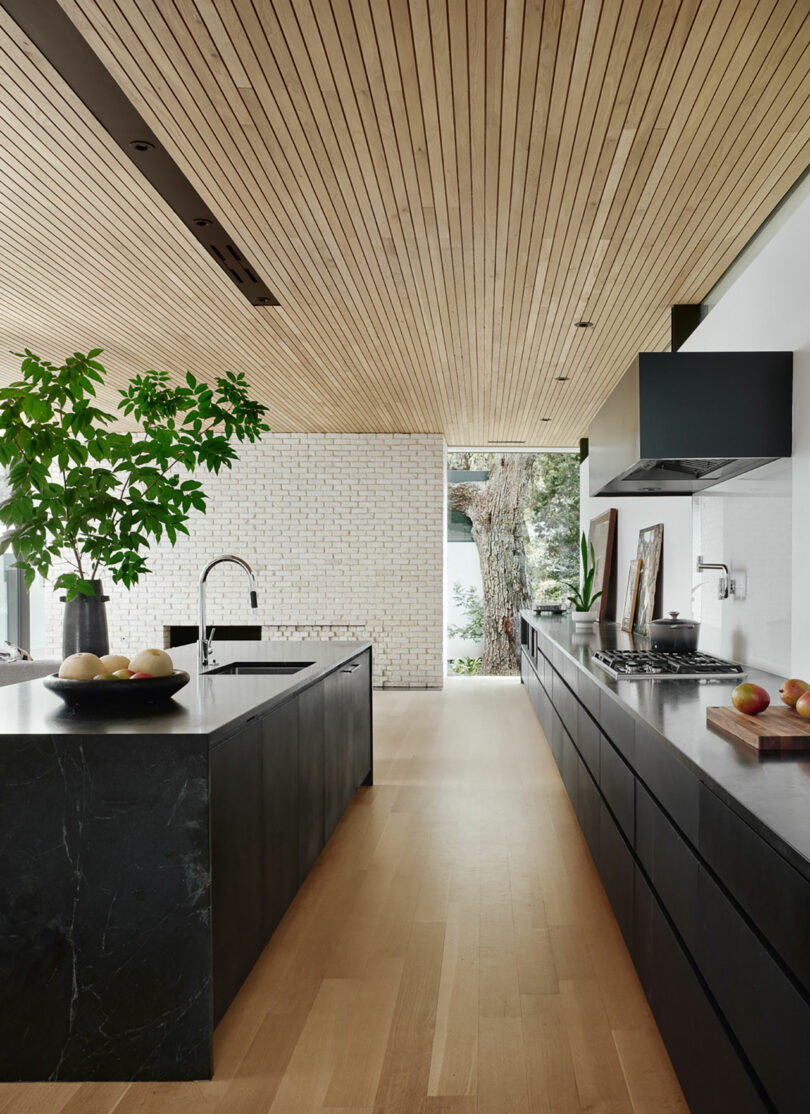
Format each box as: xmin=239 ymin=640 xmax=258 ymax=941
xmin=0 ymin=640 xmax=373 ymax=1082
xmin=520 ymin=612 xmax=810 ymax=1114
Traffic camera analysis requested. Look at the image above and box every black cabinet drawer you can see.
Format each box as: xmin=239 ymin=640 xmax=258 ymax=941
xmin=696 ymin=865 xmax=810 ymax=1114
xmin=595 ymin=800 xmax=634 ymax=951
xmin=557 ymin=677 xmax=578 ymax=740
xmin=635 ymin=782 xmax=698 ymax=954
xmin=699 ymin=784 xmax=810 ymax=996
xmin=551 ymin=707 xmax=566 ymax=770
xmin=599 ymin=734 xmax=635 ymax=844
xmin=635 ymin=866 xmax=768 ymax=1114
xmin=561 ymin=653 xmax=577 ymax=690
xmin=575 ymin=703 xmax=600 ymax=780
xmin=634 ymin=722 xmax=699 ymax=845
xmin=561 ymin=731 xmax=580 ymax=812
xmin=577 ymin=670 xmax=600 ymax=720
xmin=577 ymin=760 xmax=600 ymax=856
xmin=599 ymin=692 xmax=635 ymax=764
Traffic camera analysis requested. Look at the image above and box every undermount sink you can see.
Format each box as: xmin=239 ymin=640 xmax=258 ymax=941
xmin=207 ymin=661 xmax=314 ymax=676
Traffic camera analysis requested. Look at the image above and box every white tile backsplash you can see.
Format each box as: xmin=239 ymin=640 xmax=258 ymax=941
xmin=692 ymin=458 xmax=792 ymax=674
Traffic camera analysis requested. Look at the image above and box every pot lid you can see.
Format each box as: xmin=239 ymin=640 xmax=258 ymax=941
xmin=648 ymin=611 xmax=699 ymax=627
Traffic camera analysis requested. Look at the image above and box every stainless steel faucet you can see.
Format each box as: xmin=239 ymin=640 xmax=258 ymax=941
xmin=199 ymin=555 xmax=258 ymax=669
xmin=696 ymin=555 xmax=735 ymax=599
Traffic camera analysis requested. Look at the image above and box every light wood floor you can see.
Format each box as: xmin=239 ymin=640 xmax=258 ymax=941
xmin=0 ymin=678 xmax=689 ymax=1114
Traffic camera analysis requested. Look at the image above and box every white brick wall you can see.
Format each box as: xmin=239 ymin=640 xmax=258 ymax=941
xmin=44 ymin=434 xmax=446 ymax=687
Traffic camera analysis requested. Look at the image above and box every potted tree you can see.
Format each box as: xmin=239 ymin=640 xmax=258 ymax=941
xmin=0 ymin=348 xmax=269 ymax=656
xmin=565 ymin=532 xmax=603 ymax=632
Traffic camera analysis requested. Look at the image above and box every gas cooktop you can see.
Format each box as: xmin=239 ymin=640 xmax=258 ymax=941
xmin=593 ymin=649 xmax=746 ymax=679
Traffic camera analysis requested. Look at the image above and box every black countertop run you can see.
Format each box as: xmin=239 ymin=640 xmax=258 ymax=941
xmin=0 ymin=639 xmax=372 ymax=746
xmin=522 ymin=612 xmax=810 ymax=881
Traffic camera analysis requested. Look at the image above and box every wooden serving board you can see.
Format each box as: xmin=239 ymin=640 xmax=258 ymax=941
xmin=707 ymin=706 xmax=810 ymax=752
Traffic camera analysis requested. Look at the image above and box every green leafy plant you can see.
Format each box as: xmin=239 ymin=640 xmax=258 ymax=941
xmin=0 ymin=348 xmax=269 ymax=600
xmin=449 ymin=656 xmax=482 ymax=675
xmin=564 ymin=532 xmax=603 ymax=613
xmin=447 ymin=581 xmax=484 ymax=641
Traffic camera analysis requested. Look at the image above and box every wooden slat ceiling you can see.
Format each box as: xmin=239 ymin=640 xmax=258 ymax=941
xmin=0 ymin=1 xmax=808 ymax=444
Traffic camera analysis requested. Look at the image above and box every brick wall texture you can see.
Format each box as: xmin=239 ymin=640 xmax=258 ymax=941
xmin=44 ymin=433 xmax=446 ymax=687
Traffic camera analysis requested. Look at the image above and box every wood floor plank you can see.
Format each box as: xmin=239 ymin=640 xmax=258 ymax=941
xmin=521 ymin=993 xmax=582 ymax=1114
xmin=428 ymin=901 xmax=480 ymax=1096
xmin=372 ymin=922 xmax=446 ymax=1114
xmin=613 ymin=1027 xmax=689 ymax=1114
xmin=560 ymin=979 xmax=634 ymax=1114
xmin=477 ymin=1016 xmax=530 ymax=1114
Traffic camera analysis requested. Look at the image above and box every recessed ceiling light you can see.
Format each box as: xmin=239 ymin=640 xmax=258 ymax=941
xmin=555 ymin=376 xmax=570 ymax=381
xmin=574 ymin=320 xmax=593 ymax=328
xmin=257 ymin=296 xmax=276 ymax=305
xmin=129 ymin=139 xmax=155 ymax=152
xmin=540 ymin=417 xmax=552 ymax=422
xmin=192 ymin=217 xmax=213 ymax=228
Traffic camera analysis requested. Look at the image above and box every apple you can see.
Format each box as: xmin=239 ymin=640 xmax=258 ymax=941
xmin=129 ymin=648 xmax=173 ymax=677
xmin=59 ymin=652 xmax=105 ymax=680
xmin=779 ymin=678 xmax=809 ymax=708
xmin=731 ymin=683 xmax=770 ymax=716
xmin=130 ymin=672 xmax=154 ymax=680
xmin=92 ymin=672 xmax=117 ymax=681
xmin=795 ymin=691 xmax=810 ymax=720
xmin=112 ymin=668 xmax=134 ymax=680
xmin=100 ymin=654 xmax=130 ymax=673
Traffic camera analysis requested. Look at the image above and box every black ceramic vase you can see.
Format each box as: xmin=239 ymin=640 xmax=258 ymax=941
xmin=61 ymin=579 xmax=110 ymax=658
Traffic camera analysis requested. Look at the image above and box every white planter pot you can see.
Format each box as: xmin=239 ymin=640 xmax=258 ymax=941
xmin=572 ymin=609 xmax=599 ymax=633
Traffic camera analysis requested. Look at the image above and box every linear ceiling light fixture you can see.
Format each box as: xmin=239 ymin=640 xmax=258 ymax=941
xmin=1 ymin=0 xmax=279 ymax=307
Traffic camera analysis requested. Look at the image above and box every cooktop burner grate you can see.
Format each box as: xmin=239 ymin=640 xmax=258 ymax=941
xmin=593 ymin=649 xmax=745 ymax=679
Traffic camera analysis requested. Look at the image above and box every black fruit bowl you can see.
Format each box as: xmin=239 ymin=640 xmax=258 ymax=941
xmin=44 ymin=670 xmax=190 ymax=709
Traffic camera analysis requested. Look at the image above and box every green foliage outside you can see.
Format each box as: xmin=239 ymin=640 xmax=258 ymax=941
xmin=448 ymin=656 xmax=482 ymax=675
xmin=0 ymin=348 xmax=269 ymax=600
xmin=447 ymin=581 xmax=484 ymax=640
xmin=525 ymin=452 xmax=580 ymax=600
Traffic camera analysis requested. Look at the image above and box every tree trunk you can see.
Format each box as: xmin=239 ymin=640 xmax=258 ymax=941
xmin=448 ymin=454 xmax=536 ymax=675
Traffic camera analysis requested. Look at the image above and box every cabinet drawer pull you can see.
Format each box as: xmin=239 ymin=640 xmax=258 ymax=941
xmin=342 ymin=662 xmax=361 ymax=673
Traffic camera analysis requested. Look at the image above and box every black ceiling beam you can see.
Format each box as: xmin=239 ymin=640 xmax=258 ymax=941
xmin=1 ymin=0 xmax=280 ymax=307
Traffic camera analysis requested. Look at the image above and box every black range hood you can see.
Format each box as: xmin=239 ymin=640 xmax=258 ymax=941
xmin=588 ymin=351 xmax=792 ymax=496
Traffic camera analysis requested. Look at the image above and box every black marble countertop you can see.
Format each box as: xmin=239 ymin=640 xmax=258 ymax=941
xmin=522 ymin=611 xmax=810 ymax=880
xmin=0 ymin=639 xmax=371 ymax=745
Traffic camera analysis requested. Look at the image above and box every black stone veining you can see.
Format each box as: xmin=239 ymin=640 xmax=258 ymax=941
xmin=522 ymin=612 xmax=810 ymax=881
xmin=0 ymin=639 xmax=371 ymax=1082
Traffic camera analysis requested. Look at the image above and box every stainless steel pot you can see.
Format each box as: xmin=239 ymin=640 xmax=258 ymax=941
xmin=647 ymin=611 xmax=700 ymax=653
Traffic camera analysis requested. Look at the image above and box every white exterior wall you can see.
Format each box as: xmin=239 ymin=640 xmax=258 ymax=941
xmin=43 ymin=433 xmax=446 ymax=688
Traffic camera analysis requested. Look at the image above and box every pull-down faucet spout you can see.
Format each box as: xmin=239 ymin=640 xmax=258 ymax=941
xmin=199 ymin=555 xmax=258 ymax=669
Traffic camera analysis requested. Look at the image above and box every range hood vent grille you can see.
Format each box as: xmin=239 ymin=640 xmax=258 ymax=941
xmin=627 ymin=458 xmax=735 ymax=482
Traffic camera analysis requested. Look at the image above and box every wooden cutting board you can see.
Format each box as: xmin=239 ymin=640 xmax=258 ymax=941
xmin=707 ymin=706 xmax=810 ymax=752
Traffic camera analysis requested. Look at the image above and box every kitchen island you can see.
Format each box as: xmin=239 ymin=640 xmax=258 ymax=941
xmin=0 ymin=639 xmax=372 ymax=1082
xmin=520 ymin=611 xmax=809 ymax=1114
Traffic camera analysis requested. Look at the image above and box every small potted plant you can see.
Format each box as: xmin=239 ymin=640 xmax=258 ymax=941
xmin=565 ymin=532 xmax=603 ymax=632
xmin=0 ymin=348 xmax=269 ymax=656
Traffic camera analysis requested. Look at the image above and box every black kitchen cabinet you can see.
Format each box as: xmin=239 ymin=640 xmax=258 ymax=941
xmin=212 ymin=649 xmax=373 ymax=1026
xmin=262 ymin=698 xmax=300 ymax=939
xmin=519 ymin=617 xmax=810 ymax=1114
xmin=324 ymin=666 xmax=354 ymax=840
xmin=635 ymin=866 xmax=768 ymax=1114
xmin=211 ymin=721 xmax=263 ymax=1024
xmin=348 ymin=652 xmax=373 ymax=787
xmin=298 ymin=679 xmax=325 ymax=877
